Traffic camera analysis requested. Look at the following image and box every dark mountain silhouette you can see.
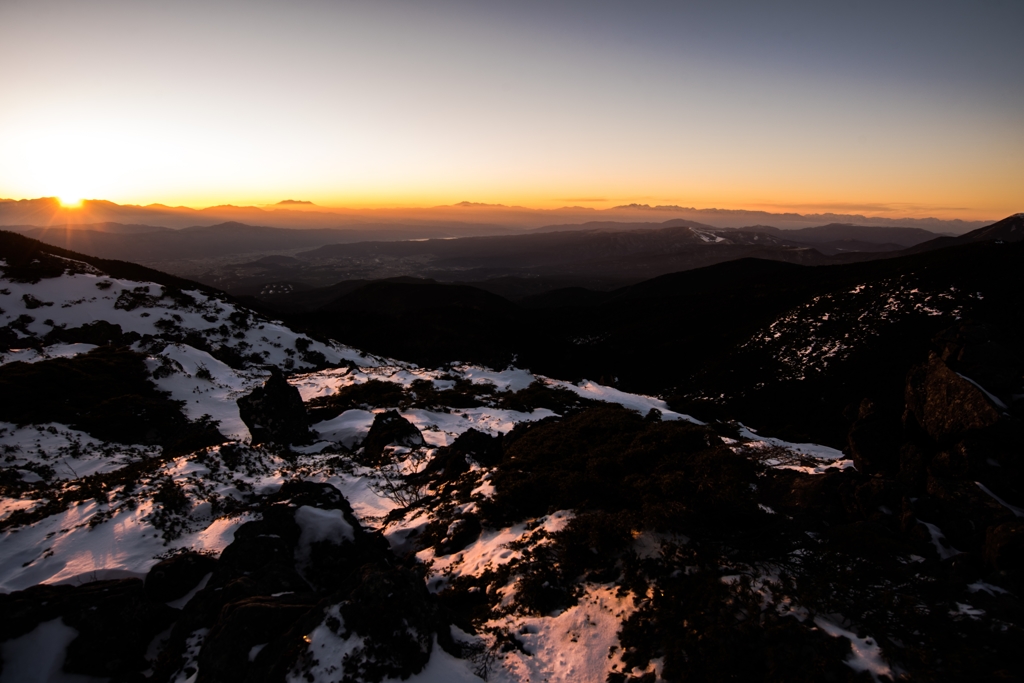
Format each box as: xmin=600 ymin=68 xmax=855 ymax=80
xmin=533 ymin=220 xmax=947 ymax=247
xmin=0 ymin=196 xmax=991 ymax=232
xmin=262 ymin=219 xmax=1024 ymax=447
xmin=901 ymin=212 xmax=1024 ymax=255
xmin=753 ymin=222 xmax=947 ymax=246
xmin=530 ymin=218 xmax=719 ymax=233
xmin=10 ymin=221 xmax=517 ymax=264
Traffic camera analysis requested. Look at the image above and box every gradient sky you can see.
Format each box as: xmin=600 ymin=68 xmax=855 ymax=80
xmin=1 ymin=0 xmax=1021 ymax=218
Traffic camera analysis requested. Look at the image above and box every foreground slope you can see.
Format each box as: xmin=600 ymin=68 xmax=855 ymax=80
xmin=0 ymin=231 xmax=1021 ymax=682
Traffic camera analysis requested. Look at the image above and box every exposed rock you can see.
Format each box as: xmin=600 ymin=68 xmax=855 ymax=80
xmin=898 ymin=442 xmax=930 ymax=491
xmin=359 ymin=410 xmax=424 ymax=466
xmin=145 ymin=551 xmax=218 ymax=603
xmin=985 ymin=521 xmax=1024 ymax=572
xmin=288 ymin=565 xmax=445 ymax=683
xmin=934 ymin=323 xmax=1023 ymax=396
xmin=905 ymin=353 xmax=1002 ymax=444
xmin=847 ymin=398 xmax=903 ymax=475
xmin=436 ymin=513 xmax=482 ymax=555
xmin=45 ymin=320 xmax=140 ymax=347
xmin=196 ymin=594 xmax=320 ymax=683
xmin=237 ymin=367 xmax=312 ymax=445
xmin=451 ymin=427 xmax=503 ymax=466
xmin=765 ymin=469 xmax=850 ymax=525
xmin=213 ymin=505 xmax=309 ymax=595
xmin=0 ymin=579 xmax=177 ymax=680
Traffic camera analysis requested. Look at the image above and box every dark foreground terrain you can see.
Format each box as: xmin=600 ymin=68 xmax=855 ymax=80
xmin=0 ymin=217 xmax=1021 ymax=682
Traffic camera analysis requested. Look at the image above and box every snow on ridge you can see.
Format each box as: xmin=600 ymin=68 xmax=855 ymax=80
xmin=145 ymin=343 xmax=260 ymax=442
xmin=0 ymin=421 xmax=161 ymax=483
xmin=0 ymin=267 xmax=373 ymax=372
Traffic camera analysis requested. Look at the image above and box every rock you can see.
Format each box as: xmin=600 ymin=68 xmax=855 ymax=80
xmin=272 ymin=479 xmax=352 ymax=512
xmin=921 ymin=477 xmax=1013 ymax=552
xmin=236 ymin=367 xmax=312 ymax=445
xmin=934 ymin=323 xmax=1023 ymax=396
xmin=847 ymin=399 xmax=903 ymax=475
xmin=764 ymin=469 xmax=851 ymax=525
xmin=905 ymin=353 xmax=1002 ymax=444
xmin=928 ymin=448 xmax=970 ymax=479
xmin=359 ymin=410 xmax=424 ymax=465
xmin=851 ymin=478 xmax=901 ymax=522
xmin=450 ymin=427 xmax=503 ymax=467
xmin=0 ymin=579 xmax=177 ymax=680
xmin=437 ymin=514 xmax=482 ymax=555
xmin=196 ymin=595 xmax=320 ymax=683
xmin=45 ymin=320 xmax=140 ymax=347
xmin=213 ymin=505 xmax=309 ymax=595
xmin=145 ymin=551 xmax=218 ymax=603
xmin=898 ymin=442 xmax=930 ymax=491
xmin=985 ymin=521 xmax=1024 ymax=572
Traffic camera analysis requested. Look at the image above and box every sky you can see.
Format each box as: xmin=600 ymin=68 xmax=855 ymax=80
xmin=0 ymin=0 xmax=1021 ymax=218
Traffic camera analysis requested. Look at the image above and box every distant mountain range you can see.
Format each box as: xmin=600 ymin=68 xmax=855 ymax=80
xmin=5 ymin=216 xmax=1022 ymax=300
xmin=0 ymin=196 xmax=993 ymax=232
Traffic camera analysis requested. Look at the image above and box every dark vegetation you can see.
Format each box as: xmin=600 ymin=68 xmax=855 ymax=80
xmin=0 ymin=346 xmax=223 ymax=451
xmin=282 ymin=234 xmax=1024 ymax=448
xmin=0 ymin=229 xmax=223 ymax=294
xmin=411 ymin=367 xmax=1024 ymax=681
xmin=1 ymin=217 xmax=1023 ymax=681
xmin=0 ymin=480 xmax=458 ymax=683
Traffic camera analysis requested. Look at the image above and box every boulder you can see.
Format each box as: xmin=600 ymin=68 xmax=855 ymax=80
xmin=145 ymin=550 xmax=218 ymax=603
xmin=236 ymin=367 xmax=312 ymax=445
xmin=905 ymin=353 xmax=1002 ymax=444
xmin=359 ymin=410 xmax=424 ymax=465
xmin=985 ymin=521 xmax=1024 ymax=572
xmin=934 ymin=323 xmax=1023 ymax=395
xmin=449 ymin=427 xmax=503 ymax=467
xmin=0 ymin=579 xmax=177 ymax=680
xmin=196 ymin=595 xmax=320 ymax=683
xmin=847 ymin=399 xmax=903 ymax=475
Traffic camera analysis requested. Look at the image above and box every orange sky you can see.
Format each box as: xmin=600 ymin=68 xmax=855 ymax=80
xmin=1 ymin=1 xmax=1021 ymax=221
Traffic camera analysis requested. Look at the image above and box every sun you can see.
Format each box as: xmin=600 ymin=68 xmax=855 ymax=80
xmin=57 ymin=195 xmax=83 ymax=208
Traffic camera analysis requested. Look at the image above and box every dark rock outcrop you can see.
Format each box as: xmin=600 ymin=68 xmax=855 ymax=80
xmin=985 ymin=520 xmax=1024 ymax=572
xmin=905 ymin=353 xmax=1002 ymax=444
xmin=847 ymin=399 xmax=903 ymax=475
xmin=145 ymin=551 xmax=218 ymax=603
xmin=0 ymin=579 xmax=177 ymax=680
xmin=358 ymin=410 xmax=424 ymax=465
xmin=196 ymin=594 xmax=321 ymax=683
xmin=146 ymin=481 xmax=398 ymax=683
xmin=237 ymin=367 xmax=312 ymax=445
xmin=451 ymin=427 xmax=503 ymax=467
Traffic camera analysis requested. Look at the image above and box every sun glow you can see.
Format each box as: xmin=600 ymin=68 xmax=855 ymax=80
xmin=57 ymin=195 xmax=82 ymax=208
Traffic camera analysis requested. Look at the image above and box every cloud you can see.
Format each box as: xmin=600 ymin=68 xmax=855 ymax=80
xmin=557 ymin=197 xmax=607 ymax=203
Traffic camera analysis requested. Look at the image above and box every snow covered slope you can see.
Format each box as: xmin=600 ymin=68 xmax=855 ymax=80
xmin=0 ymin=232 xmax=1019 ymax=683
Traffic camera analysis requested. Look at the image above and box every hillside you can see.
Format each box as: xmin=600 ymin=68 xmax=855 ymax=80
xmin=0 ymin=230 xmax=1021 ymax=682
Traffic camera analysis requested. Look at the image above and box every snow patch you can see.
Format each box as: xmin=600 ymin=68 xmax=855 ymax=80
xmin=814 ymin=617 xmax=893 ymax=682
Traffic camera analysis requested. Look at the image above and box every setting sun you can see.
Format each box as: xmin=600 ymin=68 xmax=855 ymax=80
xmin=57 ymin=196 xmax=82 ymax=208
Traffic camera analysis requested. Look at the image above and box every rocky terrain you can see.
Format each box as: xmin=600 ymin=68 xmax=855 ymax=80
xmin=0 ymin=225 xmax=1022 ymax=682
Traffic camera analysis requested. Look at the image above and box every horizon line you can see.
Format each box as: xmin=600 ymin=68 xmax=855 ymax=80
xmin=0 ymin=196 xmax=1005 ymax=223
